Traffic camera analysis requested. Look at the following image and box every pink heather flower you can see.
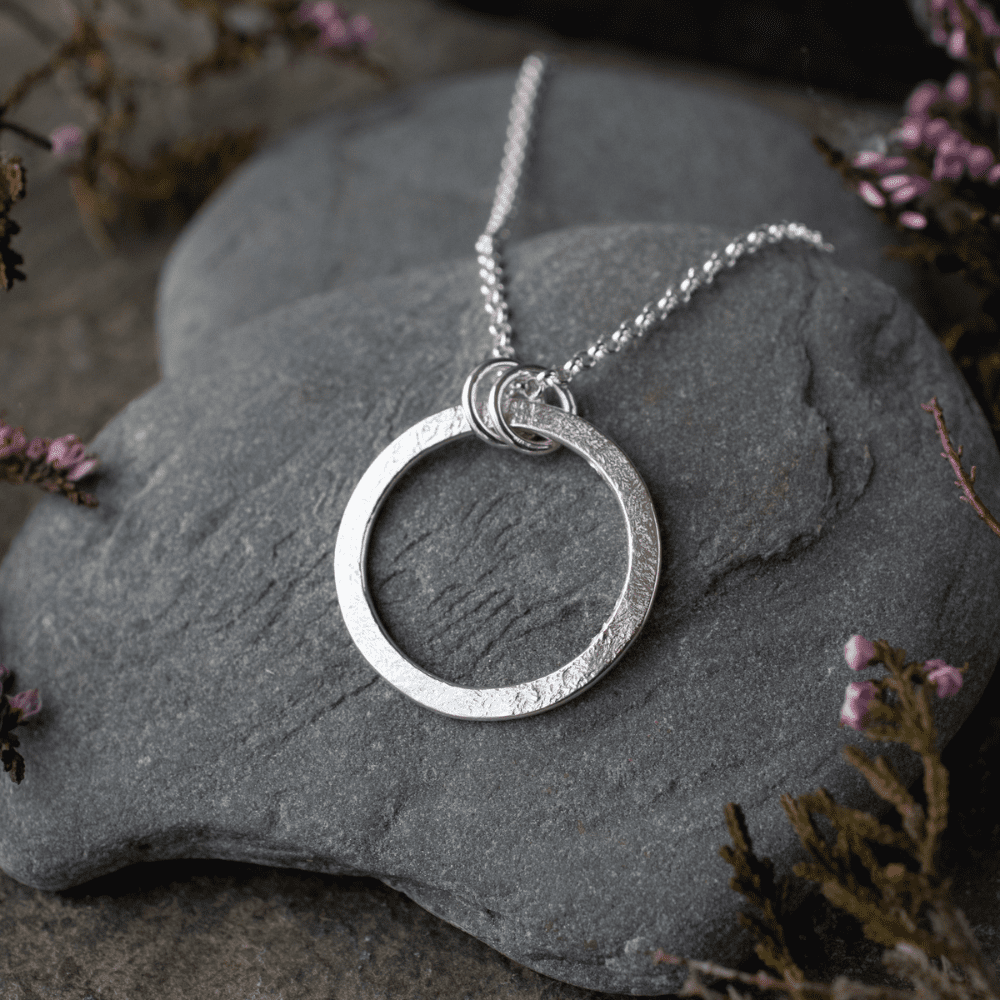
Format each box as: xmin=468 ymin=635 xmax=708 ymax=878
xmin=66 ymin=458 xmax=99 ymax=481
xmin=297 ymin=2 xmax=372 ymax=47
xmin=297 ymin=0 xmax=341 ymax=26
xmin=967 ymin=145 xmax=995 ymax=178
xmin=924 ymin=659 xmax=963 ymax=697
xmin=49 ymin=124 xmax=82 ymax=157
xmin=0 ymin=426 xmax=26 ymax=459
xmin=932 ymin=25 xmax=948 ymax=44
xmin=923 ymin=118 xmax=951 ymax=147
xmin=873 ymin=155 xmax=909 ymax=175
xmin=858 ymin=180 xmax=886 ymax=207
xmin=981 ymin=8 xmax=1000 ymax=35
xmin=948 ymin=27 xmax=968 ymax=58
xmin=348 ymin=13 xmax=375 ymax=43
xmin=891 ymin=177 xmax=931 ymax=203
xmin=945 ymin=71 xmax=971 ymax=106
xmin=900 ymin=211 xmax=928 ymax=229
xmin=879 ymin=173 xmax=913 ymax=191
xmin=898 ymin=116 xmax=927 ymax=149
xmin=25 ymin=437 xmax=48 ymax=461
xmin=47 ymin=434 xmax=86 ymax=469
xmin=907 ymin=82 xmax=941 ymax=116
xmin=989 ymin=163 xmax=1000 ymax=184
xmin=841 ymin=680 xmax=878 ymax=730
xmin=844 ymin=634 xmax=877 ymax=671
xmin=852 ymin=150 xmax=885 ymax=169
xmin=9 ymin=688 xmax=41 ymax=718
xmin=933 ymin=149 xmax=966 ymax=181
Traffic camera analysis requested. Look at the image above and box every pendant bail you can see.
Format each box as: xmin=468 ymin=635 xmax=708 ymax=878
xmin=462 ymin=361 xmax=576 ymax=453
xmin=487 ymin=364 xmax=577 ymax=455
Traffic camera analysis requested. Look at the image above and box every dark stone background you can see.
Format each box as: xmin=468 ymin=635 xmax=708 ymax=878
xmin=451 ymin=0 xmax=956 ymax=102
xmin=1 ymin=2 xmax=997 ymax=997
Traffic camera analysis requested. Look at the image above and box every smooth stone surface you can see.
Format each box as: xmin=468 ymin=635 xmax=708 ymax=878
xmin=3 ymin=223 xmax=999 ymax=995
xmin=155 ymin=63 xmax=920 ymax=380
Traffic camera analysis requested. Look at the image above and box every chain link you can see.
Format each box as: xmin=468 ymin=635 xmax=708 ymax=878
xmin=475 ymin=53 xmax=835 ymax=388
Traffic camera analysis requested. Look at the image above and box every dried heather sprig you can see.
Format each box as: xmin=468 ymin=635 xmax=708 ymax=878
xmin=814 ymin=0 xmax=1000 ymax=430
xmin=922 ymin=395 xmax=1000 ymax=537
xmin=0 ymin=2 xmax=385 ymax=280
xmin=690 ymin=632 xmax=998 ymax=995
xmin=0 ymin=151 xmax=26 ymax=290
xmin=0 ymin=416 xmax=100 ymax=506
xmin=0 ymin=663 xmax=40 ymax=786
xmin=296 ymin=1 xmax=376 ymax=48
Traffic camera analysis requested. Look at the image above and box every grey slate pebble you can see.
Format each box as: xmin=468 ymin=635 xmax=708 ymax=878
xmin=155 ymin=63 xmax=920 ymax=379
xmin=2 ymin=223 xmax=999 ymax=995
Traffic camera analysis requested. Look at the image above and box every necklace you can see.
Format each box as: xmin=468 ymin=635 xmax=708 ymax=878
xmin=333 ymin=53 xmax=834 ymax=721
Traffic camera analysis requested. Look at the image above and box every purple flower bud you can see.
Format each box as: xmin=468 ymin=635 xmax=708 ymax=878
xmin=945 ymin=71 xmax=971 ymax=105
xmin=844 ymin=634 xmax=877 ymax=671
xmin=873 ymin=155 xmax=909 ymax=175
xmin=297 ymin=1 xmax=341 ymax=26
xmin=25 ymin=437 xmax=48 ymax=461
xmin=840 ymin=680 xmax=878 ymax=730
xmin=923 ymin=118 xmax=951 ymax=146
xmin=858 ymin=180 xmax=886 ymax=207
xmin=930 ymin=0 xmax=946 ymax=11
xmin=852 ymin=150 xmax=884 ymax=169
xmin=933 ymin=149 xmax=966 ymax=181
xmin=349 ymin=13 xmax=375 ymax=43
xmin=891 ymin=177 xmax=931 ymax=203
xmin=879 ymin=173 xmax=913 ymax=191
xmin=907 ymin=82 xmax=942 ymax=117
xmin=47 ymin=434 xmax=84 ymax=469
xmin=319 ymin=17 xmax=351 ymax=47
xmin=900 ymin=211 xmax=928 ymax=229
xmin=948 ymin=28 xmax=968 ymax=59
xmin=898 ymin=116 xmax=926 ymax=149
xmin=923 ymin=659 xmax=963 ymax=697
xmin=0 ymin=427 xmax=26 ymax=459
xmin=66 ymin=458 xmax=99 ymax=481
xmin=937 ymin=132 xmax=971 ymax=155
xmin=9 ymin=688 xmax=41 ymax=718
xmin=981 ymin=9 xmax=1000 ymax=35
xmin=49 ymin=124 xmax=83 ymax=157
xmin=931 ymin=25 xmax=948 ymax=44
xmin=967 ymin=145 xmax=995 ymax=179
xmin=989 ymin=163 xmax=1000 ymax=184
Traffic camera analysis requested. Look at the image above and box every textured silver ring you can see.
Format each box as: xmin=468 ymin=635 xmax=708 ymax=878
xmin=333 ymin=398 xmax=661 ymax=720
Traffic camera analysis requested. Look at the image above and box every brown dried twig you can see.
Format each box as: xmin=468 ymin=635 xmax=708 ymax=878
xmin=921 ymin=396 xmax=1000 ymax=538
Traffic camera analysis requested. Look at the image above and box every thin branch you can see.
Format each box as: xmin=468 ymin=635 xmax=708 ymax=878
xmin=0 ymin=118 xmax=53 ymax=151
xmin=921 ymin=397 xmax=1000 ymax=539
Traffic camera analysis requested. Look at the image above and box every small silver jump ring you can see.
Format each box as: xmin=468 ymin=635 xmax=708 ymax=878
xmin=487 ymin=364 xmax=577 ymax=454
xmin=462 ymin=358 xmax=519 ymax=447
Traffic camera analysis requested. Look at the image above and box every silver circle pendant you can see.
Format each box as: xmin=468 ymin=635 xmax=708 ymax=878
xmin=333 ymin=398 xmax=661 ymax=720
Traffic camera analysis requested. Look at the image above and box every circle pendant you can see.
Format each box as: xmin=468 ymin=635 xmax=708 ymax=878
xmin=333 ymin=399 xmax=661 ymax=720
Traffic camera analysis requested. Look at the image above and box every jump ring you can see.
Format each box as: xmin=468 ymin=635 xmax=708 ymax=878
xmin=487 ymin=365 xmax=577 ymax=454
xmin=462 ymin=358 xmax=519 ymax=447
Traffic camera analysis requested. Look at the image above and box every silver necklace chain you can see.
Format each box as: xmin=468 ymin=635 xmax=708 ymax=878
xmin=474 ymin=53 xmax=835 ymax=390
